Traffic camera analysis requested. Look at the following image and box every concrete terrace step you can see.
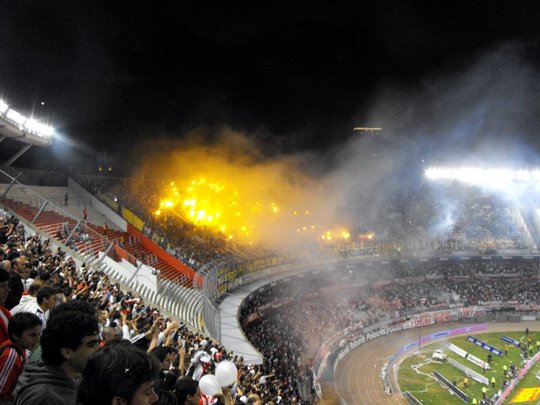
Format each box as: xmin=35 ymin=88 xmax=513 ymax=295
xmin=1 ymin=184 xmax=113 ymax=229
xmin=8 ymin=199 xmax=192 ymax=283
xmin=2 ymin=184 xmax=205 ymax=332
xmin=3 ymin=200 xmax=108 ymax=253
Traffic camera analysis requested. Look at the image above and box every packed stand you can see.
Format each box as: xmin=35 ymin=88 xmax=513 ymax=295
xmin=0 ymin=208 xmax=296 ymax=405
xmin=239 ymin=258 xmax=540 ymax=403
xmin=2 ymin=203 xmax=539 ymax=404
xmin=77 ymin=175 xmax=265 ymax=272
xmin=367 ymin=183 xmax=523 ymax=245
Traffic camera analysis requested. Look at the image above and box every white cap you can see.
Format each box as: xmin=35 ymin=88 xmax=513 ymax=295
xmin=239 ymin=396 xmax=248 ymax=404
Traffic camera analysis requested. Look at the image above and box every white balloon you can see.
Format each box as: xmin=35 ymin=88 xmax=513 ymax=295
xmin=215 ymin=360 xmax=238 ymax=387
xmin=199 ymin=374 xmax=222 ymax=396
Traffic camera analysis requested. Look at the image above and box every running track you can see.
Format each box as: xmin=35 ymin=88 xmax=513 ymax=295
xmin=334 ymin=321 xmax=540 ymax=405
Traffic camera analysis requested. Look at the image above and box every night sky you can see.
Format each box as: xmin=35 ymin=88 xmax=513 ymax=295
xmin=1 ymin=1 xmax=540 ymax=174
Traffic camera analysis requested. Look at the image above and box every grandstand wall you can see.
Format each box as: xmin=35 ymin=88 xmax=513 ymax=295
xmin=126 ymin=223 xmax=197 ymax=284
xmin=69 ymin=177 xmax=127 ymax=230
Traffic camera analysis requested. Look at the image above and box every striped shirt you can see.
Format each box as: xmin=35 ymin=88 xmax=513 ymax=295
xmin=0 ymin=339 xmax=26 ymax=402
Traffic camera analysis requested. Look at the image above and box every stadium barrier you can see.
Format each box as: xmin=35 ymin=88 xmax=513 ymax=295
xmin=69 ymin=178 xmax=128 ymax=231
xmin=449 ymin=343 xmax=490 ymax=370
xmin=323 ymin=306 xmax=487 ymax=399
xmin=433 ymin=370 xmax=469 ymax=403
xmin=403 ymin=391 xmax=423 ymax=405
xmin=203 ymin=253 xmax=540 ymax=400
xmin=501 ymin=335 xmax=521 ymax=347
xmin=448 ymin=357 xmax=489 ymax=385
xmin=449 ymin=343 xmax=468 ymax=357
xmin=342 ymin=238 xmax=534 ymax=257
xmin=508 ymin=314 xmax=522 ymax=322
xmin=467 ymin=335 xmax=503 ymax=356
xmin=329 ymin=314 xmax=487 ymax=375
xmin=126 ymin=223 xmax=197 ymax=284
xmin=121 ymin=206 xmax=145 ymax=231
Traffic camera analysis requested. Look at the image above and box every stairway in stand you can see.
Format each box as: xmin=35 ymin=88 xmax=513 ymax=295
xmin=2 ymin=198 xmax=191 ymax=284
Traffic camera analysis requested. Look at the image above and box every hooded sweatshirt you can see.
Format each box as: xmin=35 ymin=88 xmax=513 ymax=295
xmin=13 ymin=363 xmax=77 ymax=405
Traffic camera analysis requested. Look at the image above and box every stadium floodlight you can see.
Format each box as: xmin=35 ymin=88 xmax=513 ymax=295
xmin=425 ymin=167 xmax=540 ymax=185
xmin=24 ymin=118 xmax=54 ymax=138
xmin=0 ymin=96 xmax=54 ymax=146
xmin=0 ymin=99 xmax=8 ymax=114
xmin=6 ymin=109 xmax=26 ymax=126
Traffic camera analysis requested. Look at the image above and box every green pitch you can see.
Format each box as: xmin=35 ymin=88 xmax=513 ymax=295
xmin=397 ymin=331 xmax=540 ymax=404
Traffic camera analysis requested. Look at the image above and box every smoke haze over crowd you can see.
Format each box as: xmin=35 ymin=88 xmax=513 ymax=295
xmin=130 ymin=44 xmax=540 ymax=249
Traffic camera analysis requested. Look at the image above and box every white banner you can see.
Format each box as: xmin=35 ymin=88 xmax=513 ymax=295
xmin=466 ymin=353 xmax=489 ymax=370
xmin=448 ymin=358 xmax=489 ymax=385
xmin=449 ymin=343 xmax=468 ymax=358
xmin=449 ymin=343 xmax=489 ymax=370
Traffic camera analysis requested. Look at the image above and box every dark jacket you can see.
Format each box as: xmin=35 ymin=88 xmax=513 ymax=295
xmin=5 ymin=271 xmax=23 ymax=310
xmin=13 ymin=363 xmax=77 ymax=405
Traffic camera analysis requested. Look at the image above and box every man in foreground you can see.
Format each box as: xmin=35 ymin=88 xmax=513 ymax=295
xmin=13 ymin=303 xmax=100 ymax=404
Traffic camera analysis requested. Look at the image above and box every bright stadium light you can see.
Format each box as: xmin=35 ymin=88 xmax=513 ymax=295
xmin=0 ymin=95 xmax=55 ymax=145
xmin=425 ymin=167 xmax=540 ymax=185
xmin=6 ymin=109 xmax=26 ymax=126
xmin=24 ymin=118 xmax=54 ymax=138
xmin=24 ymin=118 xmax=41 ymax=133
xmin=0 ymin=99 xmax=8 ymax=114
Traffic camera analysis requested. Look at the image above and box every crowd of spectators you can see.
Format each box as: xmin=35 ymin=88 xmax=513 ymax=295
xmin=239 ymin=258 xmax=540 ymax=403
xmin=10 ymin=186 xmax=536 ymax=404
xmin=76 ymin=175 xmax=264 ymax=272
xmin=0 ymin=207 xmax=310 ymax=404
xmin=370 ymin=183 xmax=523 ymax=244
xmin=10 ymin=173 xmax=536 ymax=405
xmin=75 ymin=174 xmax=532 ymax=278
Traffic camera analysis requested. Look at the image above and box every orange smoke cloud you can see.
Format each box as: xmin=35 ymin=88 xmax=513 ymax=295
xmin=131 ymin=129 xmax=349 ymax=250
